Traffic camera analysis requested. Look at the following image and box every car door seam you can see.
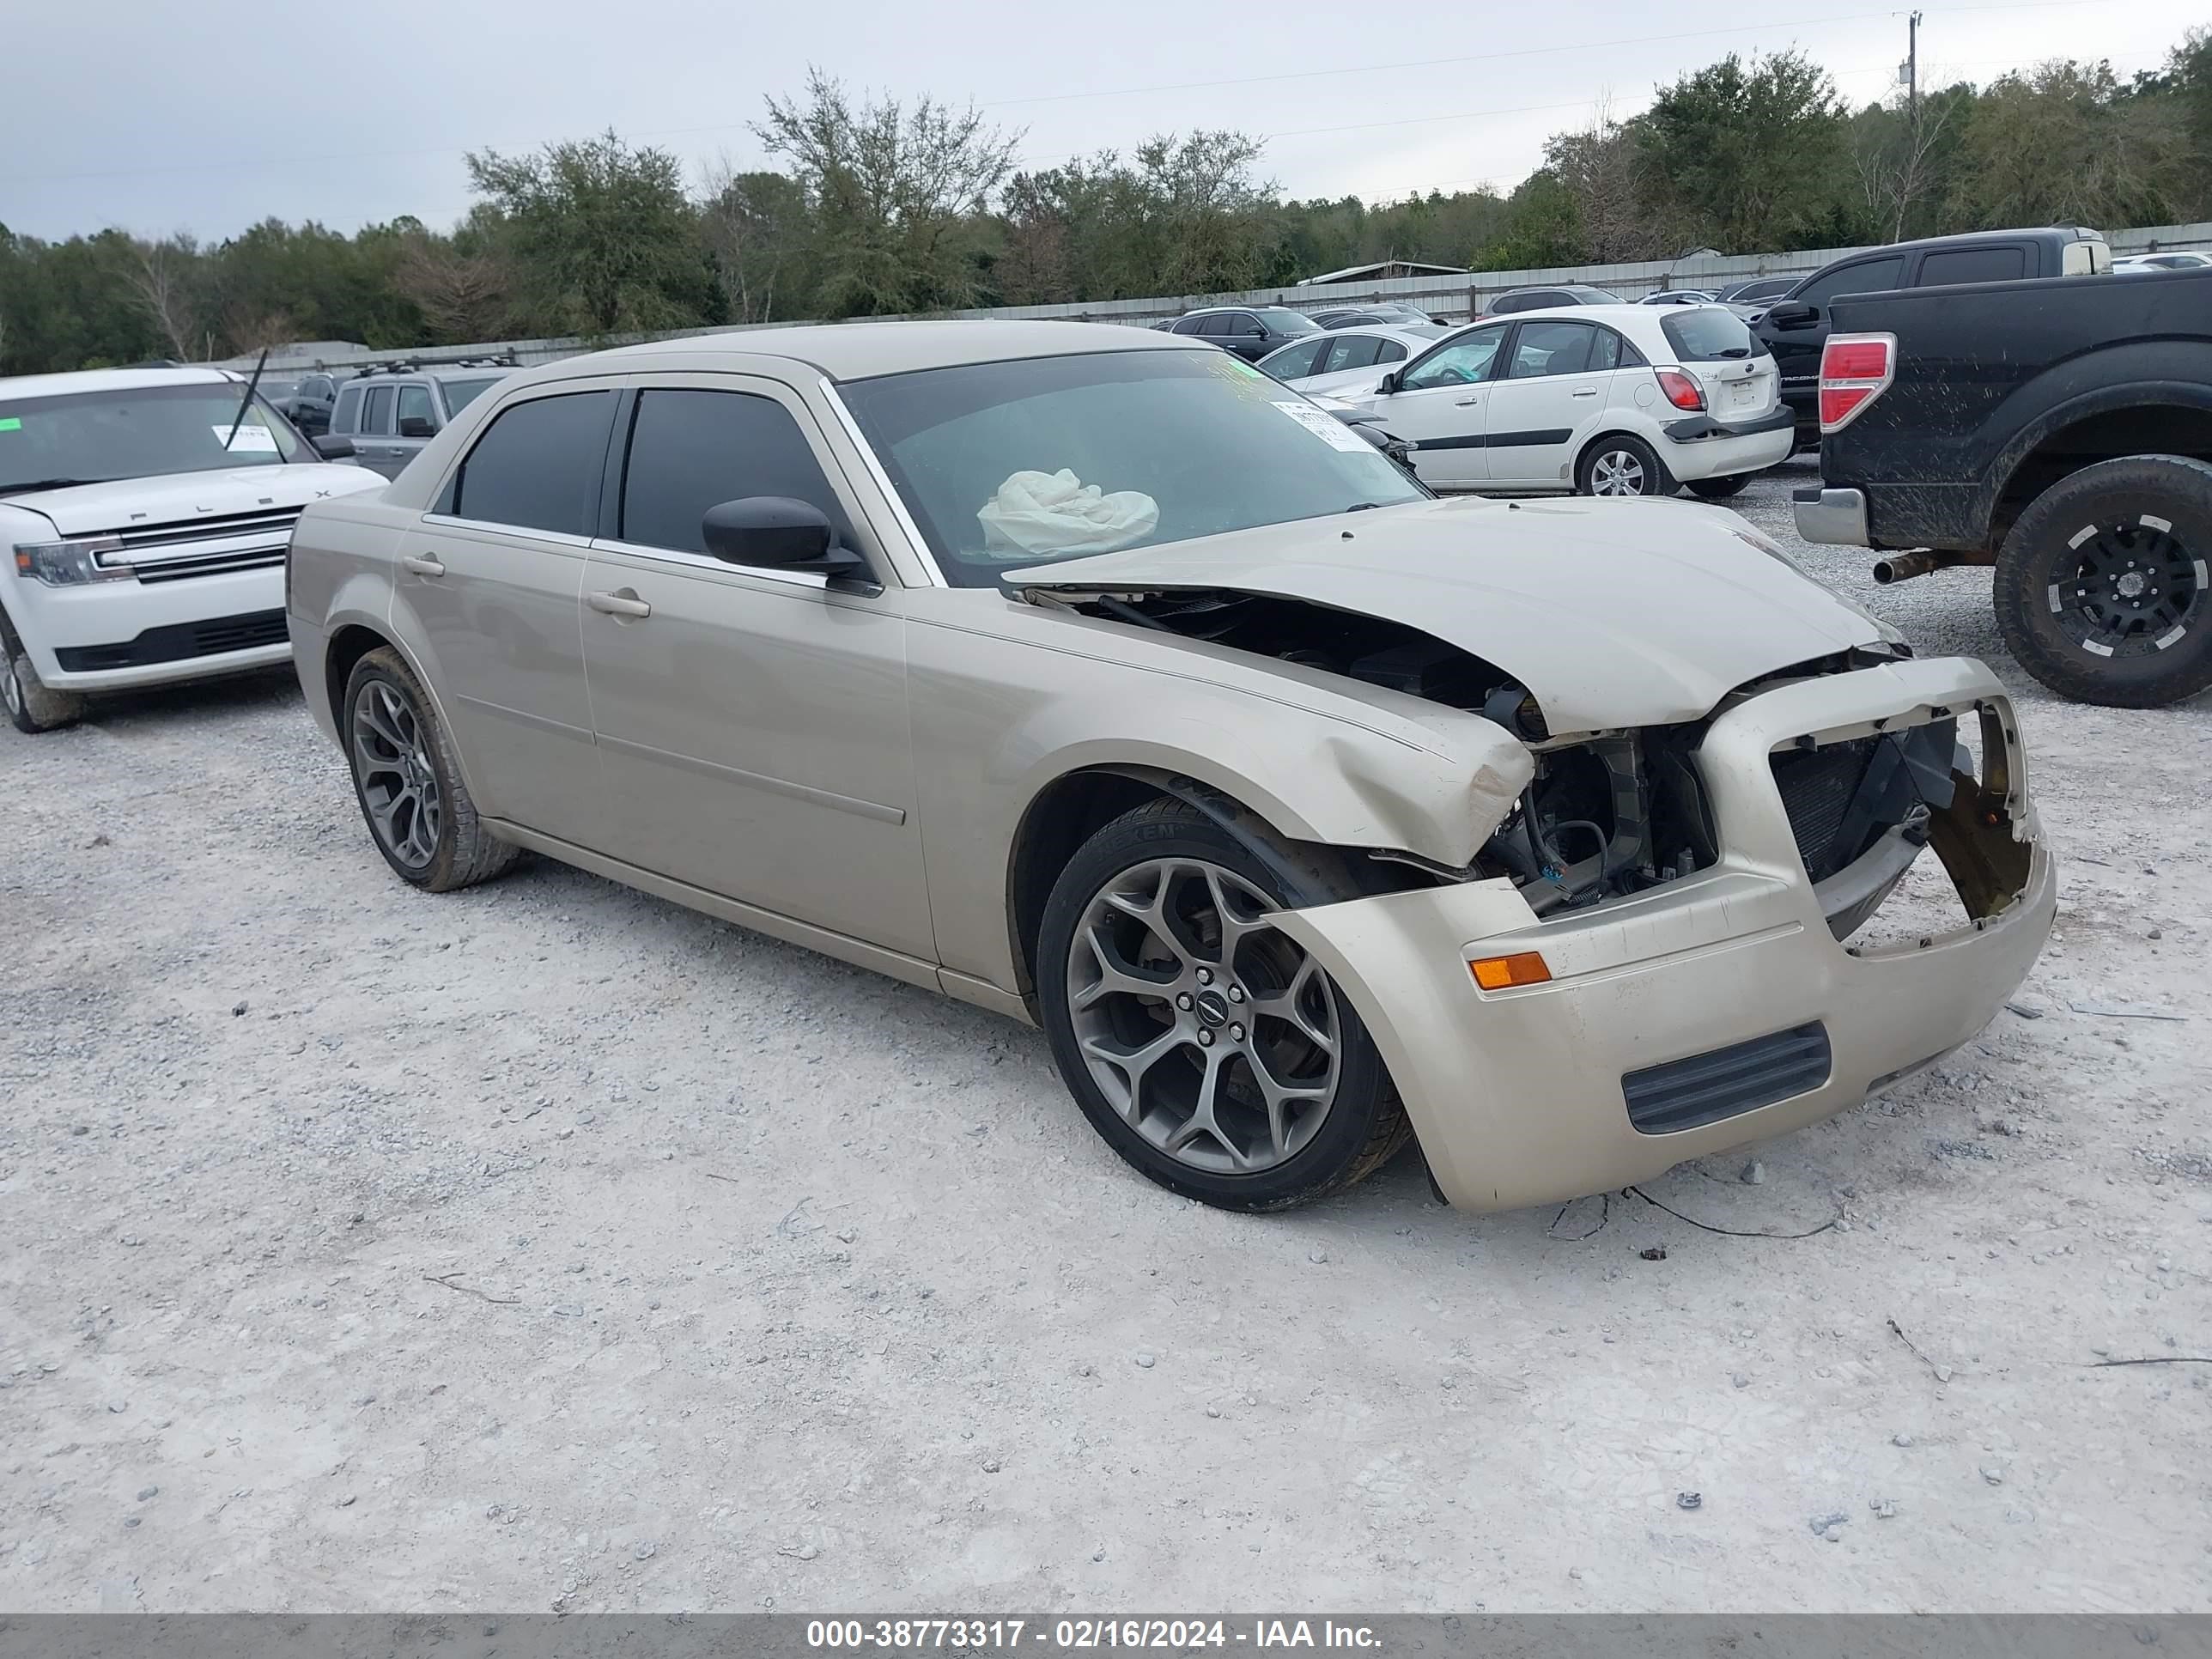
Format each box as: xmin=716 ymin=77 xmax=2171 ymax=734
xmin=593 ymin=728 xmax=907 ymax=824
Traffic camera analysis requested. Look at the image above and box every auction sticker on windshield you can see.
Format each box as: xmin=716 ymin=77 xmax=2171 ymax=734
xmin=213 ymin=423 xmax=280 ymax=452
xmin=1272 ymin=400 xmax=1370 ymax=453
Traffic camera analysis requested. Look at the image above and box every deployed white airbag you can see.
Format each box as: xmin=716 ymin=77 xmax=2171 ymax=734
xmin=977 ymin=468 xmax=1159 ymax=558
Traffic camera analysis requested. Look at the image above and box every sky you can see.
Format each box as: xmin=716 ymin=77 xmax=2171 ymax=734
xmin=0 ymin=0 xmax=2203 ymax=244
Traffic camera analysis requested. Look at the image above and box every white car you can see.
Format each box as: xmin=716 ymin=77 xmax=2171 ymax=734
xmin=1 ymin=367 xmax=386 ymax=733
xmin=2112 ymin=252 xmax=2211 ymax=273
xmin=1257 ymin=324 xmax=1453 ymax=399
xmin=1335 ymin=304 xmax=1794 ymax=500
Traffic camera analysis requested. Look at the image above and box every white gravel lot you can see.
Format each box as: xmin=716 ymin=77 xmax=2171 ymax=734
xmin=3 ymin=454 xmax=2209 ymax=1615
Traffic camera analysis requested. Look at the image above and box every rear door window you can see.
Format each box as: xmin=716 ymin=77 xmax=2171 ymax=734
xmin=362 ymin=385 xmax=394 ymax=435
xmin=1262 ymin=337 xmax=1328 ymax=379
xmin=331 ymin=383 xmax=363 ymax=434
xmin=1507 ymin=321 xmax=1598 ymax=377
xmin=1917 ymin=245 xmax=2028 ymax=286
xmin=450 ymin=392 xmax=617 ymax=536
xmin=395 ymin=383 xmax=436 ymax=436
xmin=617 ymin=389 xmax=851 ymax=555
xmin=1333 ymin=336 xmax=1388 ymax=370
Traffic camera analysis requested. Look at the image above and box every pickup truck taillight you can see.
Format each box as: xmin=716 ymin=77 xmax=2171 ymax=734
xmin=1655 ymin=369 xmax=1705 ymax=411
xmin=1819 ymin=332 xmax=1897 ymax=433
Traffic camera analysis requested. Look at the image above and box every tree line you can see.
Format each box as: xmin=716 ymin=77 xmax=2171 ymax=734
xmin=1 ymin=29 xmax=2206 ymax=375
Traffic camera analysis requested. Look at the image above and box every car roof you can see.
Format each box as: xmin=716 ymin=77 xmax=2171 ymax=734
xmin=0 ymin=366 xmax=238 ymax=399
xmin=571 ymin=319 xmax=1208 ymax=383
xmin=1261 ymin=322 xmax=1439 ymax=359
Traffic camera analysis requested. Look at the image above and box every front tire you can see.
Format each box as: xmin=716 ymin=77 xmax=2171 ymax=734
xmin=0 ymin=610 xmax=87 ymax=735
xmin=1577 ymin=434 xmax=1674 ymax=498
xmin=1686 ymin=472 xmax=1751 ymax=500
xmin=1036 ymin=798 xmax=1411 ymax=1212
xmin=1993 ymin=454 xmax=2212 ymax=708
xmin=343 ymin=647 xmax=521 ymax=890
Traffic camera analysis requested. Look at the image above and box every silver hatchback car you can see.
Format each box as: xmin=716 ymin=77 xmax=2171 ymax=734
xmin=288 ymin=322 xmax=2052 ymax=1215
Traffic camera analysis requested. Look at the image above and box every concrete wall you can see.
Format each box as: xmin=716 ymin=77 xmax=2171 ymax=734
xmin=221 ymin=221 xmax=2212 ymax=375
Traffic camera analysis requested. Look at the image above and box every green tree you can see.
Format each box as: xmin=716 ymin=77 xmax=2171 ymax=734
xmin=1951 ymin=60 xmax=2191 ymax=228
xmin=1637 ymin=51 xmax=1850 ymax=252
xmin=465 ymin=131 xmax=713 ymax=335
xmin=755 ymin=70 xmax=1019 ymax=316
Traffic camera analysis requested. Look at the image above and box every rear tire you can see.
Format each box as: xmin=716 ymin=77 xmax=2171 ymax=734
xmin=1992 ymin=454 xmax=2212 ymax=708
xmin=1687 ymin=472 xmax=1752 ymax=500
xmin=0 ymin=609 xmax=87 ymax=735
xmin=342 ymin=647 xmax=522 ymax=890
xmin=1036 ymin=798 xmax=1411 ymax=1212
xmin=1577 ymin=434 xmax=1674 ymax=499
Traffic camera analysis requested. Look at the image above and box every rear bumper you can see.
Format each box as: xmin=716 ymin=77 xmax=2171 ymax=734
xmin=1662 ymin=405 xmax=1796 ymax=480
xmin=1274 ymin=656 xmax=2053 ymax=1212
xmin=1793 ymin=485 xmax=1871 ymax=546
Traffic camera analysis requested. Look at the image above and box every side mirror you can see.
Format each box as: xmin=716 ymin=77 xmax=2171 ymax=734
xmin=311 ymin=434 xmax=356 ymax=459
xmin=1376 ymin=370 xmax=1402 ymax=395
xmin=701 ymin=496 xmax=876 ymax=588
xmin=397 ymin=415 xmax=435 ymax=439
xmin=1765 ymin=301 xmax=1817 ymax=328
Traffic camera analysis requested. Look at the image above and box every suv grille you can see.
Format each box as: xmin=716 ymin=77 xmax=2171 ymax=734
xmin=54 ymin=610 xmax=289 ymax=672
xmin=92 ymin=506 xmax=301 ymax=583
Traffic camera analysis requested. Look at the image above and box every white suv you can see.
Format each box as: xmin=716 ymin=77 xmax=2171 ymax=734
xmin=1 ymin=367 xmax=385 ymax=733
xmin=1337 ymin=304 xmax=1792 ymax=500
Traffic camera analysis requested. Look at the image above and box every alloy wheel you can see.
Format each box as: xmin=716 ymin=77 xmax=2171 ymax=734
xmin=350 ymin=680 xmax=443 ymax=868
xmin=1589 ymin=449 xmax=1648 ymax=496
xmin=2049 ymin=519 xmax=2203 ymax=659
xmin=1065 ymin=857 xmax=1342 ymax=1175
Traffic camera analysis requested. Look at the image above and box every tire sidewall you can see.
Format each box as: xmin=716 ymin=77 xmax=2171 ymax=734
xmin=1995 ymin=455 xmax=2212 ymax=708
xmin=343 ymin=648 xmax=471 ymax=888
xmin=1036 ymin=807 xmax=1395 ymax=1211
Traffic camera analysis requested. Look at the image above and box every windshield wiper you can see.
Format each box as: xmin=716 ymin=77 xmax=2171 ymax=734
xmin=0 ymin=477 xmax=112 ymax=497
xmin=223 ymin=348 xmax=270 ymax=453
xmin=1345 ymin=501 xmax=1384 ymax=513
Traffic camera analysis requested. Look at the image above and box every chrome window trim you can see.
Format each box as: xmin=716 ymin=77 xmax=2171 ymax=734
xmin=420 ymin=513 xmax=593 ymax=550
xmin=587 ymin=538 xmax=835 ymax=593
xmin=817 ymin=376 xmax=948 ymax=588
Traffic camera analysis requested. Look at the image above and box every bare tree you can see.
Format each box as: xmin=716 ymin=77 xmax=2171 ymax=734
xmin=396 ymin=235 xmax=511 ymax=341
xmin=699 ymin=157 xmax=808 ymax=323
xmin=1854 ymin=88 xmax=1962 ymax=242
xmin=1544 ymin=99 xmax=1669 ymax=262
xmin=126 ymin=239 xmax=198 ymax=359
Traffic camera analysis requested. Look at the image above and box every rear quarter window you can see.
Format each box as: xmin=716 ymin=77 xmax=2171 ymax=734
xmin=1659 ymin=309 xmax=1758 ymax=362
xmin=1917 ymin=246 xmax=2028 ymax=286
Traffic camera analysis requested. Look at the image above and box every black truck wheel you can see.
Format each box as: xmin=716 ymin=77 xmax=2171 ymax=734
xmin=1994 ymin=454 xmax=2212 ymax=708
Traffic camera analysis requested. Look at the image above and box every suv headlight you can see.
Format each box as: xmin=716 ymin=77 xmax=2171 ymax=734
xmin=13 ymin=538 xmax=134 ymax=586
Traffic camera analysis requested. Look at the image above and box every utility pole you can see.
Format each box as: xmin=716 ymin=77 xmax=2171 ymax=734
xmin=1906 ymin=10 xmax=1922 ymax=127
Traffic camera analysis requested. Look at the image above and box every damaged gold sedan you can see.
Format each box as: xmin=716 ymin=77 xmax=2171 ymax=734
xmin=287 ymin=321 xmax=2055 ymax=1212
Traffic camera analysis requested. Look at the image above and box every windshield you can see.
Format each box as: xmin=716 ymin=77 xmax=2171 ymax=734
xmin=1254 ymin=308 xmax=1320 ymax=334
xmin=0 ymin=380 xmax=306 ymax=493
xmin=1661 ymin=308 xmax=1759 ymax=362
xmin=440 ymin=377 xmax=500 ymax=415
xmin=840 ymin=349 xmax=1425 ymax=586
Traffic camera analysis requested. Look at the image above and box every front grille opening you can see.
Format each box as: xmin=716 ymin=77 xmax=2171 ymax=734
xmin=1771 ymin=703 xmax=2031 ymax=950
xmin=52 ymin=610 xmax=289 ymax=673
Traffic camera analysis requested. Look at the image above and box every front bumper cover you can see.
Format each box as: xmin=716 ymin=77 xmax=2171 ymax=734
xmin=1273 ymin=655 xmax=2054 ymax=1212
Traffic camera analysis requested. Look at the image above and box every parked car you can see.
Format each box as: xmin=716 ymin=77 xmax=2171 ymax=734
xmin=0 ymin=366 xmax=383 ymax=733
xmin=1307 ymin=302 xmax=1435 ymax=329
xmin=1758 ymin=227 xmax=2112 ymax=445
xmin=1638 ymin=289 xmax=1721 ymax=306
xmin=1794 ymin=264 xmax=2212 ymax=708
xmin=1257 ymin=324 xmax=1453 ymax=397
xmin=282 ymin=372 xmax=343 ymax=436
xmin=1479 ymin=285 xmax=1625 ymax=317
xmin=330 ymin=359 xmax=519 ymax=478
xmin=2112 ymin=252 xmax=2211 ymax=273
xmin=1713 ymin=276 xmax=1799 ymax=306
xmin=1334 ymin=305 xmax=1790 ymax=498
xmin=289 ymin=320 xmax=2051 ymax=1217
xmin=1161 ymin=307 xmax=1322 ymax=362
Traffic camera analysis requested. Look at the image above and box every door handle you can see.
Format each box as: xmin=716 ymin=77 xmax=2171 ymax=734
xmin=400 ymin=555 xmax=445 ymax=578
xmin=1572 ymin=387 xmax=1599 ymax=398
xmin=587 ymin=589 xmax=652 ymax=620
xmin=1453 ymin=396 xmax=1484 ymax=406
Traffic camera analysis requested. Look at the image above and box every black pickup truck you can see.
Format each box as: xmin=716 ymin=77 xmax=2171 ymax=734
xmin=1794 ymin=265 xmax=2212 ymax=707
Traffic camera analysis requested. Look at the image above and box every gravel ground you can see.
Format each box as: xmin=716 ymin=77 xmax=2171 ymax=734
xmin=4 ymin=454 xmax=2209 ymax=1614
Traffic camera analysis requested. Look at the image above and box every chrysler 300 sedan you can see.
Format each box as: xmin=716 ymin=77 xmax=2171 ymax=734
xmin=287 ymin=320 xmax=2054 ymax=1213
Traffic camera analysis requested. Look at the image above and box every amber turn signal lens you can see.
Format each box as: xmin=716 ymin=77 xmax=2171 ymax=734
xmin=1469 ymin=951 xmax=1551 ymax=990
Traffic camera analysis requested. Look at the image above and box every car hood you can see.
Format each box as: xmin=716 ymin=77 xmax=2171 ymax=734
xmin=1009 ymin=494 xmax=1899 ymax=730
xmin=1 ymin=464 xmax=382 ymax=537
